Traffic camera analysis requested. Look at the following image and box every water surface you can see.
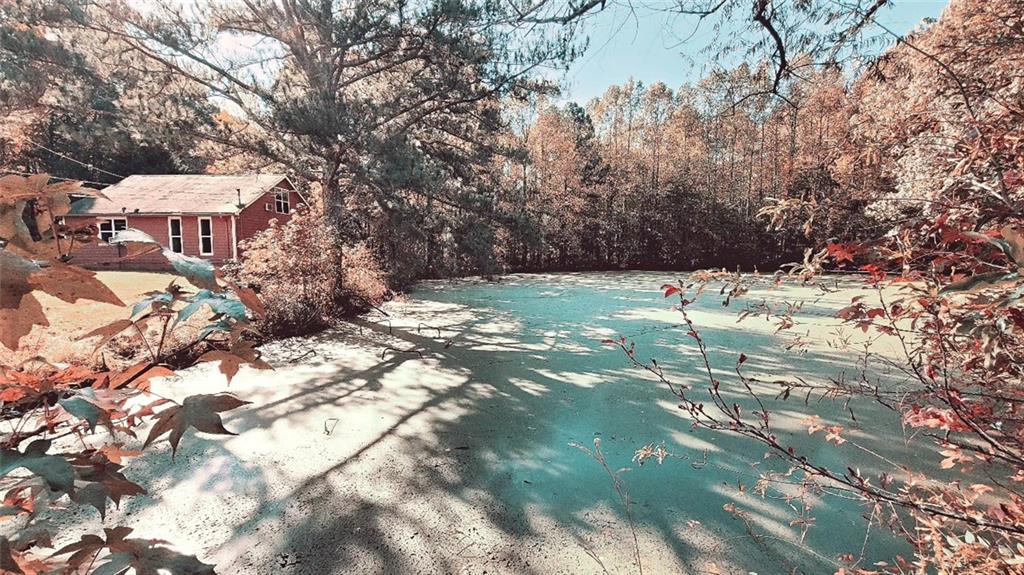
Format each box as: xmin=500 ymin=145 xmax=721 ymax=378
xmin=97 ymin=272 xmax=932 ymax=574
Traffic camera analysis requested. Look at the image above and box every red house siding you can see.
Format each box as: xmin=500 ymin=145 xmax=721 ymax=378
xmin=237 ymin=187 xmax=305 ymax=249
xmin=64 ymin=184 xmax=306 ymax=270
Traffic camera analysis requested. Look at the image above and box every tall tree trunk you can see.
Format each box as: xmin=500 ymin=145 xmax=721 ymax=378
xmin=321 ymin=161 xmax=346 ymax=301
xmin=426 ymin=192 xmax=436 ymax=275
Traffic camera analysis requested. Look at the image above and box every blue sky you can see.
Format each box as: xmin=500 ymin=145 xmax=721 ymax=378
xmin=559 ymin=0 xmax=949 ymax=104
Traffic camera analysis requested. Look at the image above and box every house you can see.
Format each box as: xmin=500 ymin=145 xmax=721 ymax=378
xmin=64 ymin=174 xmax=305 ymax=270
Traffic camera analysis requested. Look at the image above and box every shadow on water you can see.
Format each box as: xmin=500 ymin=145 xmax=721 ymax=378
xmin=76 ymin=272 xmax=938 ymax=574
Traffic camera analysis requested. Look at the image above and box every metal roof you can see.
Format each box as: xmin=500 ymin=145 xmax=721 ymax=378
xmin=69 ymin=174 xmax=291 ymax=216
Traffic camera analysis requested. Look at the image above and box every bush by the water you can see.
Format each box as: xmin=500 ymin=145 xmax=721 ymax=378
xmin=225 ymin=206 xmax=389 ymax=336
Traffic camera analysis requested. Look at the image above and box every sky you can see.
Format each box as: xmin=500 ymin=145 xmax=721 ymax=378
xmin=558 ymin=0 xmax=950 ymax=104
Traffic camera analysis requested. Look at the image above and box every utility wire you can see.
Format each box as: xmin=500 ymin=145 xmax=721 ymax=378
xmin=27 ymin=140 xmax=125 ymax=182
xmin=0 ymin=168 xmax=113 ymax=188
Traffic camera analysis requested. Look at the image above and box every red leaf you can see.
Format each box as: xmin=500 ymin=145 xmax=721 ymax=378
xmin=103 ymin=363 xmax=175 ymax=391
xmin=197 ymin=340 xmax=271 ymax=384
xmin=143 ymin=393 xmax=251 ymax=456
xmin=826 ymin=243 xmax=858 ymax=264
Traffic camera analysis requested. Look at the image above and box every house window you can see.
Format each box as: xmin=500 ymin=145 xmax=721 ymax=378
xmin=274 ymin=191 xmax=290 ymax=214
xmin=198 ymin=217 xmax=213 ymax=255
xmin=99 ymin=218 xmax=127 ymax=243
xmin=168 ymin=217 xmax=183 ymax=254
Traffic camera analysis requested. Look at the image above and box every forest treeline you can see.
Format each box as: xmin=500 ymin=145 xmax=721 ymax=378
xmin=0 ymin=0 xmax=1012 ymax=281
xmin=496 ymin=69 xmax=853 ymax=272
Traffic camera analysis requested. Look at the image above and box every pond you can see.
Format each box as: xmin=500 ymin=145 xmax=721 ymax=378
xmin=113 ymin=272 xmax=934 ymax=574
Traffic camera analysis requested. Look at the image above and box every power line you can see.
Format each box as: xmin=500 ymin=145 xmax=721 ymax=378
xmin=27 ymin=138 xmax=124 ymax=180
xmin=0 ymin=168 xmax=113 ymax=188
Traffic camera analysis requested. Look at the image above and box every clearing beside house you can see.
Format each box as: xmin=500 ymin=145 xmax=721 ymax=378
xmin=1 ymin=271 xmax=179 ymax=366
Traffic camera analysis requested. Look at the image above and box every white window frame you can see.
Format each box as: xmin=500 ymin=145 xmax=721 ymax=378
xmin=274 ymin=190 xmax=290 ymax=214
xmin=167 ymin=217 xmax=183 ymax=254
xmin=198 ymin=217 xmax=214 ymax=256
xmin=99 ymin=217 xmax=127 ymax=243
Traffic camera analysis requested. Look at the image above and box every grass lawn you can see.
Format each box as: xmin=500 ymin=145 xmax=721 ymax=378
xmin=1 ymin=271 xmax=183 ymax=366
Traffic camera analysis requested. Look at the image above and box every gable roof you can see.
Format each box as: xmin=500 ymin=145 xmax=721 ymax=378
xmin=69 ymin=174 xmax=292 ymax=216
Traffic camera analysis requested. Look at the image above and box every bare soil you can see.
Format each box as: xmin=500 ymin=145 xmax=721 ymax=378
xmin=1 ymin=271 xmax=182 ymax=366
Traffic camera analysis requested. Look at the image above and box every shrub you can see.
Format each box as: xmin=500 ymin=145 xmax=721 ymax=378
xmin=342 ymin=242 xmax=391 ymax=306
xmin=226 ymin=205 xmax=389 ymax=337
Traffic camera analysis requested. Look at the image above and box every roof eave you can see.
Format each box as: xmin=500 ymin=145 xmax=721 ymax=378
xmin=68 ymin=210 xmax=242 ymax=217
xmin=236 ymin=175 xmax=305 ymax=211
